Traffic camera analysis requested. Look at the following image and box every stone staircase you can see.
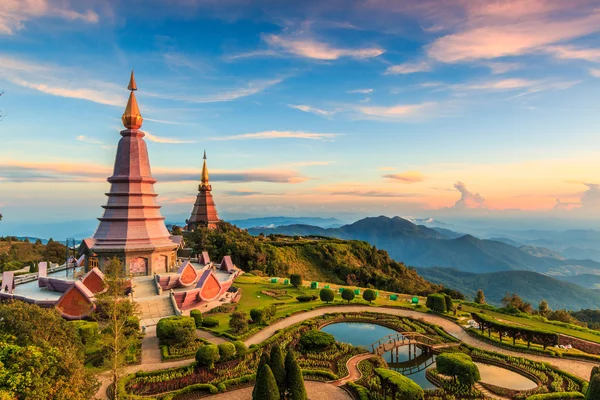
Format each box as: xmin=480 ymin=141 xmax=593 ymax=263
xmin=137 ymin=296 xmax=174 ymax=326
xmin=132 ymin=276 xmax=157 ymax=298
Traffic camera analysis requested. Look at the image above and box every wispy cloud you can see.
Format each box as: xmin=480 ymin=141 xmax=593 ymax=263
xmin=144 ymin=132 xmax=197 ymax=144
xmin=260 ymin=34 xmax=384 ymax=60
xmin=288 ymin=104 xmax=333 ymax=117
xmin=544 ymin=45 xmax=600 ymax=62
xmin=483 ymin=62 xmax=522 ymax=74
xmin=385 ymin=61 xmax=431 ymax=75
xmin=451 ymin=78 xmax=580 ymax=95
xmin=212 ymin=130 xmax=340 ymax=141
xmin=355 ymin=102 xmax=436 ymax=120
xmin=383 ymin=171 xmax=425 ymax=184
xmin=590 ymin=69 xmax=600 ymax=78
xmin=0 ymin=0 xmax=99 ymax=35
xmin=150 ymin=78 xmax=283 ymax=103
xmin=282 ymin=161 xmax=335 ymax=167
xmin=347 ymin=88 xmax=373 ymax=94
xmin=76 ymin=135 xmax=115 ymax=150
xmin=325 ymin=190 xmax=420 ymax=198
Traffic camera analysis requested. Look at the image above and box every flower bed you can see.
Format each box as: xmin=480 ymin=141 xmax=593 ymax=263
xmin=161 ymin=339 xmax=206 ymax=361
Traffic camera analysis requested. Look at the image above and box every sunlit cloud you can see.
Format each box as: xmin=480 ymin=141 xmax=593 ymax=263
xmin=483 ymin=62 xmax=522 ymax=74
xmin=384 ymin=171 xmax=425 ymax=184
xmin=385 ymin=61 xmax=431 ymax=75
xmin=211 ymin=130 xmax=341 ymax=141
xmin=355 ymin=102 xmax=436 ymax=120
xmin=262 ymin=34 xmax=384 ymax=60
xmin=144 ymin=131 xmax=197 ymax=144
xmin=590 ymin=69 xmax=600 ymax=78
xmin=347 ymin=88 xmax=373 ymax=94
xmin=0 ymin=0 xmax=99 ymax=35
xmin=452 ymin=181 xmax=487 ymax=209
xmin=543 ymin=45 xmax=600 ymax=62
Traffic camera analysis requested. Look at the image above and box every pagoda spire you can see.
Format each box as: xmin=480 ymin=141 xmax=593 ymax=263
xmin=122 ymin=70 xmax=143 ymax=130
xmin=201 ymin=150 xmax=210 ymax=188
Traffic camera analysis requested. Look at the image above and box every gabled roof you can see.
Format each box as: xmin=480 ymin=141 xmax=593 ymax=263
xmin=220 ymin=255 xmax=235 ymax=272
xmin=177 ymin=261 xmax=201 ymax=287
xmin=199 ymin=251 xmax=210 ymax=264
xmin=81 ymin=267 xmax=107 ymax=294
xmin=195 ymin=269 xmax=223 ymax=302
xmin=56 ymin=281 xmax=96 ymax=320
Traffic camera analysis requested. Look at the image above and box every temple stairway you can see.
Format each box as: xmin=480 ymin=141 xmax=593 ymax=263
xmin=132 ymin=276 xmax=157 ymax=298
xmin=137 ymin=296 xmax=175 ymax=327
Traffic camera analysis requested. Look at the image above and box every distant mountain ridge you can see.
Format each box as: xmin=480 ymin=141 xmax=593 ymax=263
xmin=413 ymin=267 xmax=600 ymax=310
xmin=248 ymin=216 xmax=600 ymax=276
xmin=228 ymin=216 xmax=345 ymax=229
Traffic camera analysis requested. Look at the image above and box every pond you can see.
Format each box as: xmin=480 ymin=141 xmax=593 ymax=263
xmin=321 ymin=322 xmax=538 ymax=391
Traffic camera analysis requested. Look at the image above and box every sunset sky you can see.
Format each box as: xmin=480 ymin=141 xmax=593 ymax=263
xmin=2 ymin=0 xmax=600 ymax=228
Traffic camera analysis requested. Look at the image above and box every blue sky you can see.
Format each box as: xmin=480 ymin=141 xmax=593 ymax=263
xmin=2 ymin=0 xmax=600 ymax=228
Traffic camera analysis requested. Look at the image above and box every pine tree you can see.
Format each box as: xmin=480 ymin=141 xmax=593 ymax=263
xmin=285 ymin=351 xmax=307 ymax=400
xmin=269 ymin=345 xmax=286 ymax=396
xmin=253 ymin=364 xmax=280 ymax=400
xmin=474 ymin=289 xmax=486 ymax=305
xmin=259 ymin=350 xmax=270 ymax=371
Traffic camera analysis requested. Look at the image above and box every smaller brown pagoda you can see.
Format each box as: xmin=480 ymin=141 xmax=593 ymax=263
xmin=185 ymin=151 xmax=220 ymax=230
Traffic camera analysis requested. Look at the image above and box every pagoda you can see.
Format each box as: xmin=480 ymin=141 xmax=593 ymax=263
xmin=81 ymin=71 xmax=181 ymax=276
xmin=185 ymin=151 xmax=220 ymax=230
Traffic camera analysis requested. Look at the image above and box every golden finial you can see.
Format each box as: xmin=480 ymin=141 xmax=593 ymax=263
xmin=121 ymin=70 xmax=143 ymax=130
xmin=201 ymin=151 xmax=210 ymax=187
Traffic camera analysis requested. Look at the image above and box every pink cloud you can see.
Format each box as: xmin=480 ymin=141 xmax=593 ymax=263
xmin=383 ymin=171 xmax=425 ymax=183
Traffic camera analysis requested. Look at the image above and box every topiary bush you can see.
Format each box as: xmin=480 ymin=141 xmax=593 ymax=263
xmin=319 ymin=288 xmax=334 ymax=303
xmin=436 ymin=352 xmax=480 ymax=386
xmin=374 ymin=368 xmax=424 ymax=400
xmin=250 ymin=308 xmax=267 ymax=324
xmin=342 ymin=288 xmax=355 ymax=303
xmin=70 ymin=320 xmax=99 ymax=345
xmin=195 ymin=344 xmax=220 ymax=368
xmin=363 ymin=289 xmax=377 ymax=303
xmin=202 ymin=317 xmax=219 ymax=328
xmin=233 ymin=340 xmax=247 ymax=357
xmin=229 ymin=311 xmax=249 ymax=334
xmin=290 ymin=274 xmax=302 ymax=288
xmin=426 ymin=294 xmax=448 ymax=313
xmin=299 ymin=330 xmax=335 ymax=351
xmin=190 ymin=309 xmax=202 ymax=328
xmin=296 ymin=295 xmax=313 ymax=303
xmin=156 ymin=316 xmax=196 ymax=346
xmin=218 ymin=342 xmax=237 ymax=360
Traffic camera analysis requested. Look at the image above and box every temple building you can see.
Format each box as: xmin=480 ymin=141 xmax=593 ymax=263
xmin=185 ymin=151 xmax=220 ymax=230
xmin=80 ymin=72 xmax=181 ymax=276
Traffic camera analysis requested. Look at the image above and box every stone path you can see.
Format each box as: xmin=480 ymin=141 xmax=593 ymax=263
xmin=330 ymin=353 xmax=376 ymax=386
xmin=184 ymin=381 xmax=352 ymax=400
xmin=244 ymin=306 xmax=597 ymax=380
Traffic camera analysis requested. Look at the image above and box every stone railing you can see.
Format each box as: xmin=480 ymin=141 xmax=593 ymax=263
xmin=559 ymin=334 xmax=600 ymax=355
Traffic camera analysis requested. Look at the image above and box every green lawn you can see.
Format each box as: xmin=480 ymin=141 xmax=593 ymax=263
xmin=204 ymin=274 xmax=424 ymax=334
xmin=461 ymin=304 xmax=600 ymax=344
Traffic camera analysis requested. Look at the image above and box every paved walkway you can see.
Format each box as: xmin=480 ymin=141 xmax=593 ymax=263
xmin=331 ymin=353 xmax=376 ymax=386
xmin=186 ymin=381 xmax=351 ymax=400
xmin=244 ymin=306 xmax=597 ymax=380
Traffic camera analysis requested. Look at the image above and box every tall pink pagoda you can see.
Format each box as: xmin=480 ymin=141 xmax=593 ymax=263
xmin=185 ymin=151 xmax=220 ymax=230
xmin=81 ymin=72 xmax=181 ymax=275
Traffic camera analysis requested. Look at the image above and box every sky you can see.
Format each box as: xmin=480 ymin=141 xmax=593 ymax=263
xmin=1 ymin=0 xmax=600 ymax=229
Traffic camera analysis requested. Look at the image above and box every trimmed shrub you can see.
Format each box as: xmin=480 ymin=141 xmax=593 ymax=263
xmin=299 ymin=330 xmax=335 ymax=351
xmin=444 ymin=294 xmax=454 ymax=311
xmin=71 ymin=320 xmax=99 ymax=345
xmin=587 ymin=370 xmax=600 ymax=400
xmin=218 ymin=342 xmax=236 ymax=360
xmin=250 ymin=308 xmax=267 ymax=324
xmin=252 ymin=364 xmax=280 ymax=400
xmin=341 ymin=289 xmax=355 ymax=303
xmin=363 ymin=289 xmax=377 ymax=303
xmin=190 ymin=309 xmax=202 ymax=328
xmin=229 ymin=311 xmax=249 ymax=334
xmin=202 ymin=317 xmax=219 ymax=328
xmin=156 ymin=316 xmax=196 ymax=346
xmin=436 ymin=352 xmax=480 ymax=386
xmin=195 ymin=344 xmax=220 ymax=368
xmin=290 ymin=274 xmax=302 ymax=288
xmin=296 ymin=295 xmax=313 ymax=303
xmin=259 ymin=350 xmax=270 ymax=370
xmin=426 ymin=294 xmax=447 ymax=313
xmin=374 ymin=368 xmax=424 ymax=400
xmin=269 ymin=346 xmax=286 ymax=394
xmin=527 ymin=393 xmax=584 ymax=400
xmin=319 ymin=288 xmax=334 ymax=303
xmin=233 ymin=340 xmax=247 ymax=357
xmin=285 ymin=351 xmax=307 ymax=400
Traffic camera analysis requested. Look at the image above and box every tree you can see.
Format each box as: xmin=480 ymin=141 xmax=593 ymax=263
xmin=474 ymin=289 xmax=486 ymax=305
xmin=95 ymin=257 xmax=140 ymax=400
xmin=42 ymin=239 xmax=67 ymax=264
xmin=341 ymin=289 xmax=355 ymax=303
xmin=0 ymin=302 xmax=99 ymax=399
xmin=363 ymin=289 xmax=377 ymax=303
xmin=290 ymin=274 xmax=302 ymax=288
xmin=258 ymin=350 xmax=270 ymax=371
xmin=269 ymin=346 xmax=286 ymax=395
xmin=195 ymin=344 xmax=220 ymax=368
xmin=319 ymin=288 xmax=334 ymax=303
xmin=426 ymin=294 xmax=447 ymax=313
xmin=253 ymin=364 xmax=280 ymax=400
xmin=285 ymin=351 xmax=307 ymax=400
xmin=538 ymin=299 xmax=551 ymax=317
xmin=171 ymin=225 xmax=183 ymax=236
xmin=229 ymin=311 xmax=249 ymax=334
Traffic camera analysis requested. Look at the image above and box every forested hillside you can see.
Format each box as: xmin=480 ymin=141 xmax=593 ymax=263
xmin=0 ymin=237 xmax=66 ymax=272
xmin=185 ymin=222 xmax=441 ymax=295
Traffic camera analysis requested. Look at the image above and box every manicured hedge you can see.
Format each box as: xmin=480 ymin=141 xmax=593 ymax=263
xmin=299 ymin=330 xmax=335 ymax=351
xmin=374 ymin=368 xmax=424 ymax=400
xmin=196 ymin=344 xmax=220 ymax=367
xmin=426 ymin=294 xmax=447 ymax=313
xmin=190 ymin=309 xmax=202 ymax=328
xmin=296 ymin=295 xmax=313 ymax=303
xmin=218 ymin=342 xmax=237 ymax=360
xmin=347 ymin=381 xmax=370 ymax=400
xmin=526 ymin=392 xmax=585 ymax=400
xmin=436 ymin=352 xmax=480 ymax=386
xmin=156 ymin=316 xmax=196 ymax=346
xmin=202 ymin=317 xmax=220 ymax=327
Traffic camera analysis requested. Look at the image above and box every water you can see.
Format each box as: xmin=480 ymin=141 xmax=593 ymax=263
xmin=321 ymin=322 xmax=536 ymax=391
xmin=321 ymin=322 xmax=437 ymax=389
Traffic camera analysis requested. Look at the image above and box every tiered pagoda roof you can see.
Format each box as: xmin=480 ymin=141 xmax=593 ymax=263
xmin=186 ymin=151 xmax=220 ymax=230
